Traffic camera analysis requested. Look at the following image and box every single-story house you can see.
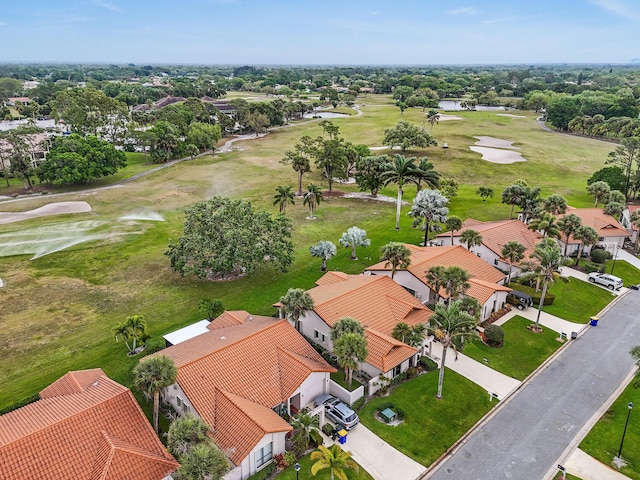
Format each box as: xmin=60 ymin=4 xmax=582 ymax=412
xmin=365 ymin=244 xmax=511 ymax=321
xmin=435 ymin=219 xmax=543 ymax=279
xmin=5 ymin=96 xmax=31 ymax=106
xmin=276 ymin=272 xmax=432 ymax=380
xmin=153 ymin=313 xmax=335 ymax=480
xmin=620 ymin=205 xmax=639 ymax=244
xmin=558 ymin=207 xmax=629 ymax=255
xmin=0 ymin=369 xmax=179 ymax=480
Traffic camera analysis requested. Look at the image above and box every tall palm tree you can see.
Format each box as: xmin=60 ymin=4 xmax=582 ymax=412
xmin=311 ymin=444 xmax=359 ymax=480
xmin=273 ymin=185 xmax=295 ymax=215
xmin=425 ymin=265 xmax=447 ymax=302
xmin=167 ymin=414 xmax=211 ymax=458
xmin=330 ymin=316 xmax=365 ymax=341
xmin=543 ymin=194 xmax=568 ymax=215
xmin=408 ymin=189 xmax=449 ymax=246
xmin=445 ymin=216 xmax=462 ymax=245
xmin=501 ymin=241 xmax=526 ymax=282
xmin=501 ymin=184 xmax=525 ymax=220
xmin=587 ymin=181 xmax=611 ymax=208
xmin=443 ymin=266 xmax=471 ymax=301
xmin=303 ymin=183 xmax=323 ymax=219
xmin=528 ymin=212 xmax=560 ymax=239
xmin=557 ymin=213 xmax=582 ymax=256
xmin=427 ymin=109 xmax=440 ymax=134
xmin=392 ymin=322 xmax=412 ymax=344
xmin=531 ymin=242 xmax=565 ymax=331
xmin=380 ymin=242 xmax=411 ymax=279
xmin=573 ymin=225 xmax=599 ymax=265
xmin=279 ymin=288 xmax=314 ymax=331
xmin=519 ymin=186 xmax=542 ymax=222
xmin=133 ymin=355 xmax=178 ymax=433
xmin=414 ymin=157 xmax=441 ymax=192
xmin=381 ymin=154 xmax=419 ymax=229
xmin=333 ymin=332 xmax=368 ymax=387
xmin=428 ymin=301 xmax=479 ymax=399
xmin=460 ymin=229 xmax=483 ymax=251
xmin=310 ymin=240 xmax=337 ymax=271
xmin=281 ymin=150 xmax=311 ymax=196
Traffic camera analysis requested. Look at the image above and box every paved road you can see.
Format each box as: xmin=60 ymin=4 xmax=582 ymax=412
xmin=424 ymin=292 xmax=640 ymax=480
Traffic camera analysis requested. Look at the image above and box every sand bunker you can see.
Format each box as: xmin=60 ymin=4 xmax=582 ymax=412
xmin=369 ymin=145 xmax=402 ymax=151
xmin=496 ymin=113 xmax=526 ymax=118
xmin=469 ymin=146 xmax=527 ymax=164
xmin=0 ymin=201 xmax=92 ymax=225
xmin=437 ymin=114 xmax=463 ymax=121
xmin=472 ymin=136 xmax=520 ymax=149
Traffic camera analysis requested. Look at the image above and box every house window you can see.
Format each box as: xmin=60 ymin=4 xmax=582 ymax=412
xmin=255 ymin=442 xmax=273 ymax=468
xmin=321 ymin=333 xmax=326 ymax=343
xmin=393 ymin=364 xmax=401 ymax=377
xmin=314 ymin=330 xmax=319 ymax=339
xmin=176 ymin=396 xmax=189 ymax=413
xmin=494 ymin=259 xmax=499 ymax=266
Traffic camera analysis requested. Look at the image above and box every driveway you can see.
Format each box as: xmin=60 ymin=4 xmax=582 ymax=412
xmin=422 ymin=291 xmax=640 ymax=480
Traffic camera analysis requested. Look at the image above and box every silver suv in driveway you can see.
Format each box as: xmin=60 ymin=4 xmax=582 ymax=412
xmin=314 ymin=394 xmax=359 ymax=430
xmin=588 ymin=272 xmax=623 ymax=290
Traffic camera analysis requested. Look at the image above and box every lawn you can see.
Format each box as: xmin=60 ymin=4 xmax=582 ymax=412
xmin=575 ymin=259 xmax=640 ymax=289
xmin=247 ymin=448 xmax=374 ymax=480
xmin=0 ymin=94 xmax=621 ymax=414
xmin=358 ymin=370 xmax=493 ymax=466
xmin=463 ymin=315 xmax=564 ymax=380
xmin=542 ymin=277 xmax=616 ymax=323
xmin=331 ymin=370 xmax=363 ymax=392
xmin=580 ymin=380 xmax=640 ymax=480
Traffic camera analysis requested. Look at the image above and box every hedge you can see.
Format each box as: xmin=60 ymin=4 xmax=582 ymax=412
xmin=507 ymin=282 xmax=555 ymax=306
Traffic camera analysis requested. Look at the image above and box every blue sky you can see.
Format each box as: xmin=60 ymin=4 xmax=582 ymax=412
xmin=1 ymin=0 xmax=639 ymax=65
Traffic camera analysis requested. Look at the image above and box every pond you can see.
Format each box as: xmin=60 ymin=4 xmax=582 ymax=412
xmin=303 ymin=111 xmax=349 ymax=119
xmin=438 ymin=100 xmax=506 ymax=111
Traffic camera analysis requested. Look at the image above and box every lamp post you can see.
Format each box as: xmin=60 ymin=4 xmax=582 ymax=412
xmin=617 ymin=402 xmax=634 ymax=460
xmin=294 ymin=462 xmax=301 ymax=480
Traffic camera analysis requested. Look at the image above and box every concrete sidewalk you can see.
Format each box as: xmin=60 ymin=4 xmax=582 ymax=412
xmin=565 ymin=448 xmax=632 ymax=480
xmin=428 ymin=342 xmax=521 ymax=400
xmin=322 ymin=424 xmax=426 ymax=480
xmin=496 ymin=307 xmax=586 ymax=336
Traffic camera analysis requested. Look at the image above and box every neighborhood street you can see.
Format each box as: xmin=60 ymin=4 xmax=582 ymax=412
xmin=423 ymin=291 xmax=640 ymax=480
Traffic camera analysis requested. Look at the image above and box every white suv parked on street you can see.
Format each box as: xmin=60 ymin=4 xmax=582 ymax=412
xmin=588 ymin=272 xmax=623 ymax=290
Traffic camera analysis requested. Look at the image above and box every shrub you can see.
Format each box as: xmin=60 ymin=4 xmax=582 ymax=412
xmin=582 ymin=261 xmax=606 ymax=274
xmin=590 ymin=249 xmax=609 ymax=264
xmin=406 ymin=366 xmax=418 ymax=379
xmin=352 ymin=397 xmax=365 ymax=412
xmin=507 ymin=283 xmax=555 ymax=306
xmin=390 ymin=372 xmax=407 ymax=386
xmin=420 ymin=356 xmax=438 ymax=372
xmin=322 ymin=423 xmax=334 ymax=436
xmin=484 ymin=324 xmax=505 ymax=347
xmin=284 ymin=451 xmax=296 ymax=465
xmin=274 ymin=453 xmax=288 ymax=470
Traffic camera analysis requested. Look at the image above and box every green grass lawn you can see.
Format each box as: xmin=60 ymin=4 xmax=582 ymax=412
xmin=0 ymin=94 xmax=622 ymax=414
xmin=248 ymin=448 xmax=374 ymax=480
xmin=359 ymin=370 xmax=493 ymax=466
xmin=580 ymin=380 xmax=640 ymax=480
xmin=575 ymin=259 xmax=640 ymax=289
xmin=463 ymin=315 xmax=563 ymax=380
xmin=542 ymin=277 xmax=616 ymax=323
xmin=331 ymin=370 xmax=363 ymax=392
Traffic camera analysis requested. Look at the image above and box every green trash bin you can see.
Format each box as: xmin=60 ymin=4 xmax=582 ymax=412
xmin=590 ymin=316 xmax=599 ymax=326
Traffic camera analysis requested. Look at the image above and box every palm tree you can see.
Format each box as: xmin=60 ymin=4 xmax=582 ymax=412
xmin=303 ymin=183 xmax=323 ymax=219
xmin=414 ymin=157 xmax=441 ymax=192
xmin=557 ymin=213 xmax=582 ymax=256
xmin=443 ymin=266 xmax=471 ymax=301
xmin=330 ymin=316 xmax=365 ymax=341
xmin=279 ymin=288 xmax=314 ymax=331
xmin=425 ymin=265 xmax=447 ymax=302
xmin=333 ymin=332 xmax=368 ymax=387
xmin=113 ymin=314 xmax=148 ymax=355
xmin=528 ymin=212 xmax=560 ymax=239
xmin=392 ymin=322 xmax=412 ymax=344
xmin=519 ymin=186 xmax=542 ymax=222
xmin=338 ymin=226 xmax=370 ymax=260
xmin=445 ymin=216 xmax=462 ymax=245
xmin=531 ymin=242 xmax=565 ymax=331
xmin=381 ymin=154 xmax=419 ymax=229
xmin=501 ymin=184 xmax=525 ymax=220
xmin=175 ymin=443 xmax=229 ymax=480
xmin=573 ymin=225 xmax=599 ymax=265
xmin=460 ymin=229 xmax=482 ymax=251
xmin=543 ymin=194 xmax=568 ymax=215
xmin=167 ymin=414 xmax=211 ymax=458
xmin=311 ymin=444 xmax=359 ymax=480
xmin=310 ymin=240 xmax=337 ymax=271
xmin=380 ymin=242 xmax=411 ymax=279
xmin=427 ymin=109 xmax=440 ymax=133
xmin=587 ymin=181 xmax=611 ymax=208
xmin=501 ymin=241 xmax=526 ymax=282
xmin=428 ymin=301 xmax=479 ymax=399
xmin=476 ymin=186 xmax=494 ymax=202
xmin=408 ymin=189 xmax=449 ymax=246
xmin=133 ymin=355 xmax=178 ymax=433
xmin=290 ymin=412 xmax=323 ymax=451
xmin=273 ymin=185 xmax=295 ymax=215
xmin=280 ymin=150 xmax=311 ymax=196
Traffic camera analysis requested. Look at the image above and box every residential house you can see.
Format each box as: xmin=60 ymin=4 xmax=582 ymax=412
xmin=153 ymin=313 xmax=335 ymax=480
xmin=277 ymin=273 xmax=432 ymax=381
xmin=5 ymin=97 xmax=31 ymax=106
xmin=0 ymin=132 xmax=51 ymax=170
xmin=557 ymin=207 xmax=629 ymax=255
xmin=365 ymin=244 xmax=511 ymax=321
xmin=0 ymin=369 xmax=179 ymax=480
xmin=620 ymin=205 xmax=639 ymax=244
xmin=435 ymin=219 xmax=543 ymax=279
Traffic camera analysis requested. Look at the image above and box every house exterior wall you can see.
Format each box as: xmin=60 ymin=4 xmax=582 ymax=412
xmin=293 ymin=311 xmax=334 ymax=351
xmin=224 ymin=432 xmax=287 ymax=480
xmin=292 ymin=371 xmax=331 ymax=411
xmin=481 ymin=290 xmax=510 ymax=319
xmin=163 ymin=382 xmax=196 ymax=417
xmin=329 ymin=380 xmax=364 ymax=405
xmin=366 ymin=270 xmax=433 ymax=302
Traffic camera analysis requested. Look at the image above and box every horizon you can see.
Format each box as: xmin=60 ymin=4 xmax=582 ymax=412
xmin=2 ymin=0 xmax=640 ymax=65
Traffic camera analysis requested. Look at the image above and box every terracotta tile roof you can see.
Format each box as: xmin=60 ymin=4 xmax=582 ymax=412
xmin=152 ymin=317 xmax=334 ymax=466
xmin=435 ymin=219 xmax=543 ymax=262
xmin=207 ymin=310 xmax=272 ymax=329
xmin=564 ymin=208 xmax=629 ymax=239
xmin=364 ymin=328 xmax=417 ymax=372
xmin=315 ymin=271 xmax=351 ymax=285
xmin=0 ymin=369 xmax=178 ymax=480
xmin=468 ymin=278 xmax=512 ymax=305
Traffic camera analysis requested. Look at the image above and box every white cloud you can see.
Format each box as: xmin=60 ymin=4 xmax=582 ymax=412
xmin=447 ymin=7 xmax=478 ymax=15
xmin=589 ymin=0 xmax=640 ymax=21
xmin=91 ymin=0 xmax=122 ymax=13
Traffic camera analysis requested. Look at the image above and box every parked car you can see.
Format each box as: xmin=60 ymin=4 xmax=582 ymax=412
xmin=587 ymin=272 xmax=623 ymax=290
xmin=313 ymin=394 xmax=359 ymax=430
xmin=506 ymin=290 xmax=533 ymax=310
